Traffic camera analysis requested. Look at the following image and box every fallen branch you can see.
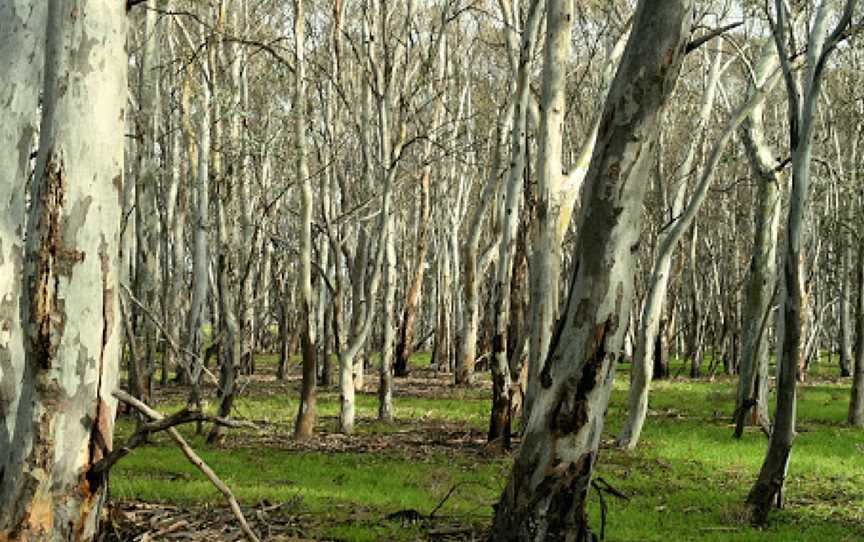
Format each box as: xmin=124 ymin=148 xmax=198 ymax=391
xmin=112 ymin=390 xmax=261 ymax=542
xmin=90 ymin=406 xmax=257 ymax=476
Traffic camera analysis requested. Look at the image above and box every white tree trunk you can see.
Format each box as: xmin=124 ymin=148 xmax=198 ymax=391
xmin=7 ymin=1 xmax=126 ymax=538
xmin=492 ymin=2 xmax=693 ymax=539
xmin=488 ymin=0 xmax=543 ymax=440
xmin=0 ymin=2 xmax=47 ymax=531
xmin=617 ymin=45 xmax=728 ymax=449
xmin=734 ymin=39 xmax=785 ymax=437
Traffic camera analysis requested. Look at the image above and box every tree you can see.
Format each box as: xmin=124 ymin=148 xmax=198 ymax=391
xmin=490 ymin=1 xmax=693 ymax=539
xmin=1 ymin=0 xmax=126 ymax=538
xmin=734 ymin=38 xmax=784 ymax=438
xmin=294 ymin=0 xmax=318 ymax=440
xmin=0 ymin=0 xmax=47 ymax=532
xmin=747 ymin=0 xmax=856 ymax=524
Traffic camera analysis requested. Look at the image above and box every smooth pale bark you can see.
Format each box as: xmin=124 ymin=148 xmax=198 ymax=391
xmin=5 ymin=1 xmax=126 ymax=538
xmin=524 ymin=26 xmax=629 ymax=421
xmin=294 ymin=0 xmax=318 ymax=440
xmin=512 ymin=2 xmax=572 ymax=438
xmin=734 ymin=40 xmax=784 ymax=438
xmin=338 ymin=1 xmax=413 ymax=432
xmin=162 ymin=34 xmax=187 ymax=386
xmin=617 ymin=46 xmax=727 ymax=449
xmin=379 ymin=214 xmax=396 ymax=420
xmin=748 ymin=0 xmax=855 ymax=524
xmin=488 ymin=0 xmax=543 ymax=441
xmin=617 ymin=41 xmax=783 ymax=450
xmin=491 ymin=2 xmax=693 ymax=539
xmin=0 ymin=2 xmax=47 ymax=533
xmin=458 ymin=108 xmax=509 ymax=385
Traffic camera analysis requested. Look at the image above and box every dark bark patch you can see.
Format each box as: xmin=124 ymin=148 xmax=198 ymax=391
xmin=28 ymin=152 xmax=67 ymax=370
xmin=551 ymin=314 xmax=619 ymax=439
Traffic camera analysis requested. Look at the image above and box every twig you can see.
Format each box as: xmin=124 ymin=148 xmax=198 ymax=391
xmin=90 ymin=407 xmax=255 ymax=476
xmin=686 ymin=22 xmax=744 ymax=53
xmin=113 ymin=390 xmax=261 ymax=542
xmin=428 ymin=483 xmax=460 ymax=519
xmin=121 ymin=283 xmax=220 ymax=386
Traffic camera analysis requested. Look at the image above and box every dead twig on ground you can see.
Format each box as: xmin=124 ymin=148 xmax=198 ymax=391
xmin=112 ymin=389 xmax=262 ymax=542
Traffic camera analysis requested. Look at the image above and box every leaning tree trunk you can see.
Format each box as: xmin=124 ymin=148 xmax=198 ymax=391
xmin=491 ymin=2 xmax=692 ymax=539
xmin=747 ymin=0 xmax=853 ymax=524
xmin=0 ymin=1 xmax=47 ymax=533
xmin=734 ymin=39 xmax=783 ymax=438
xmin=617 ymin=45 xmax=726 ymax=449
xmin=3 ymin=1 xmax=126 ymax=538
xmin=617 ymin=39 xmax=781 ymax=450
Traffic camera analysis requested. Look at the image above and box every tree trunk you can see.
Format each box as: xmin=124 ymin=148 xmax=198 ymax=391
xmin=848 ymin=241 xmax=864 ymax=426
xmin=734 ymin=39 xmax=783 ymax=438
xmin=379 ymin=215 xmax=396 ymax=420
xmin=747 ymin=0 xmax=852 ymax=523
xmin=0 ymin=0 xmax=47 ymax=533
xmin=294 ymin=0 xmax=318 ymax=440
xmin=132 ymin=0 xmax=161 ymax=404
xmin=3 ymin=1 xmax=126 ymax=537
xmin=489 ymin=0 xmax=543 ymax=443
xmin=491 ymin=2 xmax=692 ymax=538
xmin=618 ymin=40 xmax=779 ymax=449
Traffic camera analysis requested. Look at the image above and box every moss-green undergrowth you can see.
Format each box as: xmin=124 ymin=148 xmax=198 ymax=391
xmin=112 ymin=354 xmax=864 ymax=541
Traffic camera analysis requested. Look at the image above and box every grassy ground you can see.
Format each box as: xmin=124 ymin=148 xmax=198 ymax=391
xmin=109 ymin=353 xmax=864 ymax=541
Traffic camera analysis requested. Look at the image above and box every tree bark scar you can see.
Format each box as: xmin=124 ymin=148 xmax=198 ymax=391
xmin=85 ymin=240 xmax=114 ymax=494
xmin=30 ymin=152 xmax=66 ymax=371
xmin=551 ymin=317 xmax=615 ymax=436
xmin=541 ymin=260 xmax=580 ymax=389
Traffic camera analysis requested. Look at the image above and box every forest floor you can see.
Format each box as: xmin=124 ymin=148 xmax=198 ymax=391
xmin=106 ymin=353 xmax=864 ymax=542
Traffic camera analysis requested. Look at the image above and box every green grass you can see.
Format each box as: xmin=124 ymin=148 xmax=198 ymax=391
xmin=111 ymin=353 xmax=864 ymax=541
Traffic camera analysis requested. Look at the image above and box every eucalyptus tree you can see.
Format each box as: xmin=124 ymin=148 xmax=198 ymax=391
xmin=0 ymin=1 xmax=127 ymax=538
xmin=491 ymin=1 xmax=694 ymax=538
xmin=522 ymin=8 xmax=629 ymax=422
xmin=487 ymin=0 xmax=543 ymax=440
xmin=747 ymin=0 xmax=857 ymax=524
xmin=0 ymin=1 xmax=47 ymax=534
xmin=294 ymin=0 xmax=318 ymax=439
xmin=131 ymin=0 xmax=163 ymax=402
xmin=734 ymin=38 xmax=785 ymax=438
xmin=616 ymin=33 xmax=789 ymax=449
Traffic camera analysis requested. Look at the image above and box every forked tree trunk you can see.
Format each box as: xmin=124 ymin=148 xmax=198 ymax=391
xmin=734 ymin=39 xmax=783 ymax=438
xmin=491 ymin=2 xmax=692 ymax=539
xmin=2 ymin=1 xmax=126 ymax=538
xmin=747 ymin=0 xmax=853 ymax=524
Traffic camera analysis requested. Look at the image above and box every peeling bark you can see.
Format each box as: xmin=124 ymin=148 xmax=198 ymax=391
xmin=491 ymin=2 xmax=692 ymax=539
xmin=4 ymin=1 xmax=126 ymax=539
